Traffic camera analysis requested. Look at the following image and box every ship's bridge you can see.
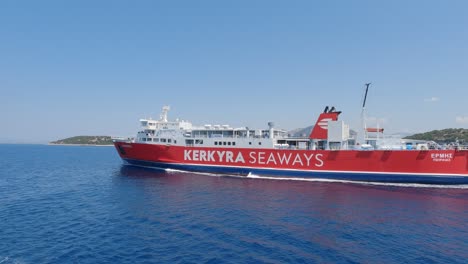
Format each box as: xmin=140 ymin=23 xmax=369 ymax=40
xmin=139 ymin=105 xmax=193 ymax=131
xmin=140 ymin=119 xmax=192 ymax=131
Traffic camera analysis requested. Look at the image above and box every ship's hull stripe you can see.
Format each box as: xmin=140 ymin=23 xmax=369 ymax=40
xmin=123 ymin=158 xmax=468 ymax=184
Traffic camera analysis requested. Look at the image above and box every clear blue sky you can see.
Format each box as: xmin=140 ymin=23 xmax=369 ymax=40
xmin=1 ymin=0 xmax=467 ymax=143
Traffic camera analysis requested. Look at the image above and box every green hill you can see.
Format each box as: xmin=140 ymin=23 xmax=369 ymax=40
xmin=50 ymin=136 xmax=113 ymax=145
xmin=404 ymin=128 xmax=468 ymax=143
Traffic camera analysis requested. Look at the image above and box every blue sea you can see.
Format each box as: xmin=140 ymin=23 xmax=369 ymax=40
xmin=0 ymin=144 xmax=467 ymax=263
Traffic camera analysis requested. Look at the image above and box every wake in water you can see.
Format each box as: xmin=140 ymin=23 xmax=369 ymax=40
xmin=0 ymin=256 xmax=23 ymax=264
xmin=165 ymin=168 xmax=468 ymax=189
xmin=165 ymin=168 xmax=241 ymax=177
xmin=246 ymin=173 xmax=468 ymax=189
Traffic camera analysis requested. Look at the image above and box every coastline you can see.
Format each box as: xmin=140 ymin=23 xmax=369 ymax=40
xmin=48 ymin=143 xmax=114 ymax=147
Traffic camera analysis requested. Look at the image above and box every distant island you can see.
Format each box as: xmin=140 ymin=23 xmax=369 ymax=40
xmin=50 ymin=136 xmax=114 ymax=146
xmin=289 ymin=127 xmax=467 ymax=144
xmin=403 ymin=128 xmax=468 ymax=143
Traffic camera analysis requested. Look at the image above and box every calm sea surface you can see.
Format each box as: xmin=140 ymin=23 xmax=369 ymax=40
xmin=0 ymin=144 xmax=467 ymax=263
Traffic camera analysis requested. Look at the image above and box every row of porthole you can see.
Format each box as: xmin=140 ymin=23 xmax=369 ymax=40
xmin=214 ymin=141 xmax=236 ymax=146
xmin=142 ymin=138 xmax=176 ymax=144
xmin=214 ymin=141 xmax=262 ymax=146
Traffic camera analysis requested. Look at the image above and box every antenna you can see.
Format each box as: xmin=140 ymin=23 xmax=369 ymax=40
xmin=362 ymin=83 xmax=371 ymax=108
xmin=357 ymin=83 xmax=371 ymax=145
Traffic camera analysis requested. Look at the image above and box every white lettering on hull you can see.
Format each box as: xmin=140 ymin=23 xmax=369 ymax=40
xmin=431 ymin=153 xmax=453 ymax=162
xmin=235 ymin=153 xmax=245 ymax=163
xmin=184 ymin=150 xmax=192 ymax=160
xmin=267 ymin=153 xmax=277 ymax=165
xmin=217 ymin=151 xmax=225 ymax=162
xmin=183 ymin=150 xmax=325 ymax=168
xmin=292 ymin=154 xmax=304 ymax=166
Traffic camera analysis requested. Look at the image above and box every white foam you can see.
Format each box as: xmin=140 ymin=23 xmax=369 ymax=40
xmin=165 ymin=168 xmax=231 ymax=177
xmin=244 ymin=173 xmax=468 ymax=189
xmin=165 ymin=168 xmax=187 ymax=173
xmin=159 ymin=167 xmax=468 ymax=189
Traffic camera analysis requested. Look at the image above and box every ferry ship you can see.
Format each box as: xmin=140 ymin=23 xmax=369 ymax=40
xmin=113 ymin=96 xmax=468 ymax=184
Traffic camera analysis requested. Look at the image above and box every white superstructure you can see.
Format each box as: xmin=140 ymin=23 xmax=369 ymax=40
xmin=129 ymin=106 xmax=323 ymax=150
xmin=116 ymin=106 xmax=442 ymax=151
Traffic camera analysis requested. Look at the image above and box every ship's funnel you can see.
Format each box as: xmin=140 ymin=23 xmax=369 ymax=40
xmin=309 ymin=109 xmax=341 ymax=139
xmin=268 ymin=122 xmax=275 ymax=139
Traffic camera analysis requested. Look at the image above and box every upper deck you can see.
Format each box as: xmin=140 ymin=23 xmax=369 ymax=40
xmin=114 ymin=106 xmax=456 ymax=151
xmin=122 ymin=106 xmax=316 ymax=149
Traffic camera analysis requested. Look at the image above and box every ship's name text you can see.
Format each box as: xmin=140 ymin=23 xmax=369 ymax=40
xmin=184 ymin=150 xmax=324 ymax=167
xmin=431 ymin=153 xmax=453 ymax=162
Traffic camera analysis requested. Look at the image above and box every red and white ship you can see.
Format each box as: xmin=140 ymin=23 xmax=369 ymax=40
xmin=114 ymin=102 xmax=468 ymax=184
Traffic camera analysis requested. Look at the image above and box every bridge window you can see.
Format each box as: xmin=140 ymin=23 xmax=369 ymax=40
xmin=161 ymin=138 xmax=167 ymax=143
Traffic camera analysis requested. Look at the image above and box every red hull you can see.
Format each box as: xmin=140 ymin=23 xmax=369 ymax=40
xmin=114 ymin=142 xmax=468 ymax=178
